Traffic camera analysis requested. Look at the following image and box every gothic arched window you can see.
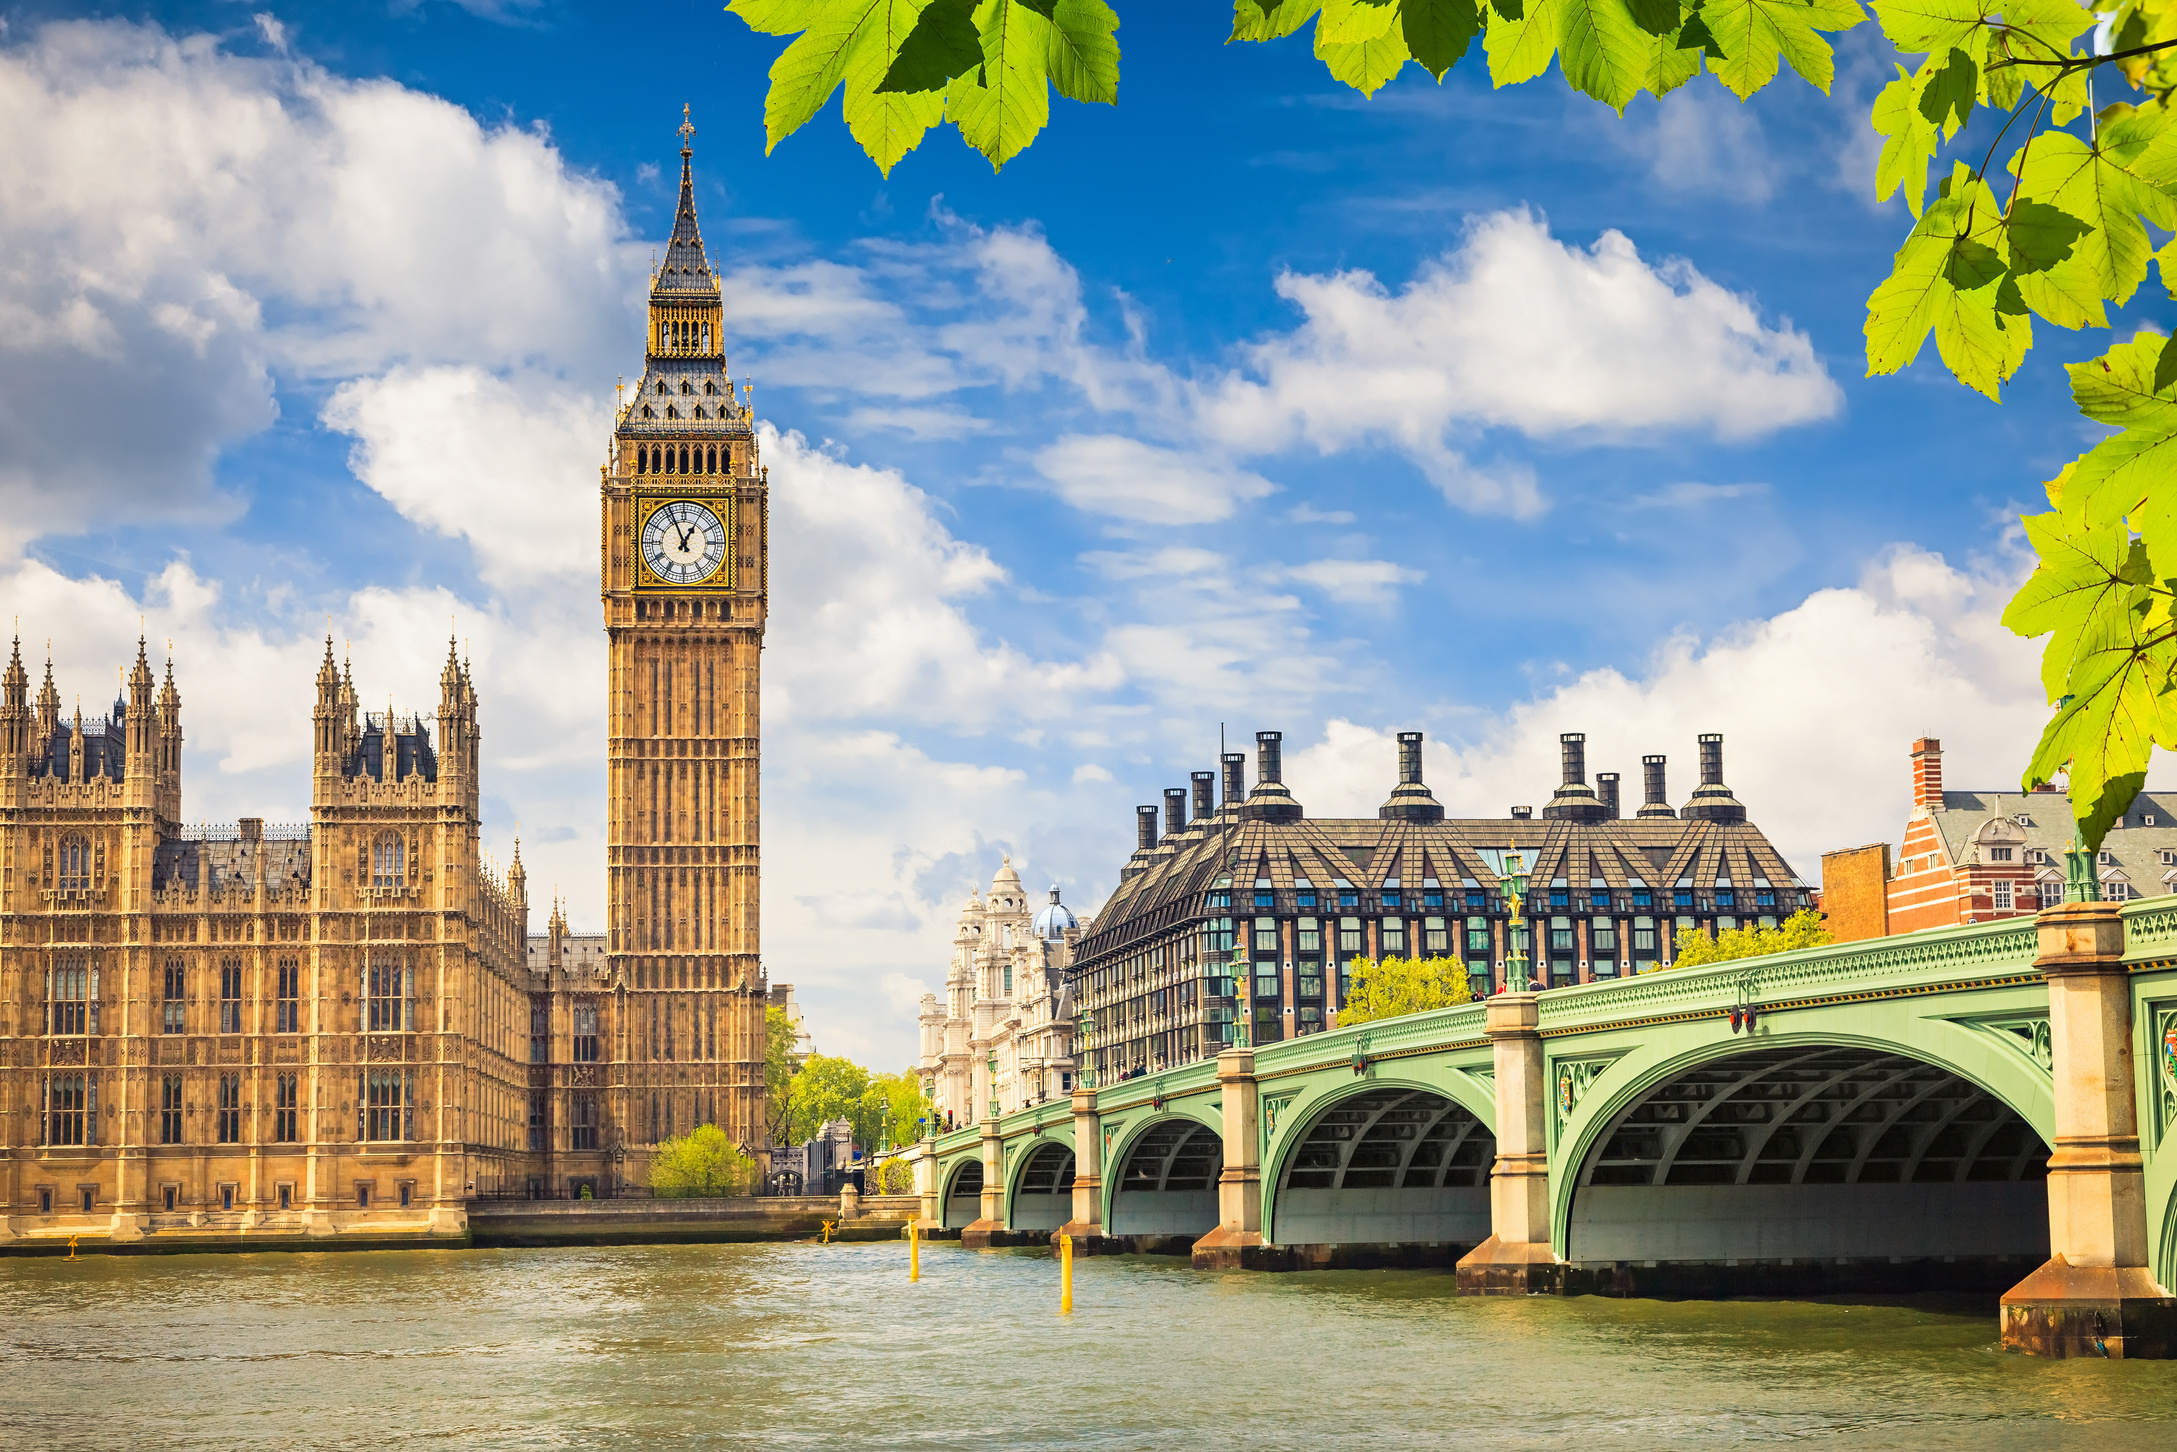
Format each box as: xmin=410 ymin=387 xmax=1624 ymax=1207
xmin=57 ymin=835 xmax=90 ymax=890
xmin=657 ymin=380 xmax=668 ymax=394
xmin=680 ymin=380 xmax=692 ymax=394
xmin=372 ymin=832 xmax=405 ymax=891
xmin=706 ymin=445 xmax=717 ymax=473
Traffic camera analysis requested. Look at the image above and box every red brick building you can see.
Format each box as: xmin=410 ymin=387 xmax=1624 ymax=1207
xmin=1823 ymin=736 xmax=2175 ymax=942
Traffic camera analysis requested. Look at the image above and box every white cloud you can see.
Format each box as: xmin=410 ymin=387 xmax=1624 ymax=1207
xmin=324 ymin=366 xmax=605 ymax=588
xmin=0 ymin=19 xmax=639 ymax=547
xmin=1072 ymin=762 xmax=1113 ymax=783
xmin=1629 ymin=481 xmax=1771 ymax=509
xmin=1284 ymin=558 xmax=1425 ymax=606
xmin=766 ymin=427 xmax=1124 ymax=727
xmin=1032 ymin=434 xmax=1276 ymax=524
xmin=1624 ymin=84 xmax=1781 ymax=203
xmin=1282 ymin=542 xmax=2058 ymax=877
xmin=1196 ymin=211 xmax=1840 ymax=511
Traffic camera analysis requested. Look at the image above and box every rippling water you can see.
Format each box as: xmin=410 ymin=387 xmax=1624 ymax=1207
xmin=5 ymin=1242 xmax=2176 ymax=1450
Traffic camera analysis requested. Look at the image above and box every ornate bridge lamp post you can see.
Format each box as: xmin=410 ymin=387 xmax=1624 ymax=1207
xmin=1501 ymin=846 xmax=1532 ymax=994
xmin=986 ymin=1052 xmax=1000 ymax=1119
xmin=1076 ymin=1010 xmax=1096 ymax=1090
xmin=1231 ymin=946 xmax=1251 ymax=1047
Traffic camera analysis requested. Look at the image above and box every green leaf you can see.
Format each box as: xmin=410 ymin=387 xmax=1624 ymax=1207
xmin=1868 ymin=0 xmax=2001 ymax=56
xmin=758 ymin=1 xmax=887 ymax=154
xmin=1319 ymin=0 xmax=1404 ymax=41
xmin=877 ymin=0 xmax=982 ymax=91
xmin=2070 ymin=333 xmax=2177 ymax=432
xmin=1403 ymin=0 xmax=1486 ymax=76
xmin=2011 ymin=126 xmax=2175 ymax=311
xmin=2004 ymin=197 xmax=2091 ymax=274
xmin=837 ymin=0 xmax=951 ymax=173
xmin=1485 ymin=0 xmax=1564 ymax=83
xmin=1557 ymin=0 xmax=1652 ymax=109
xmin=1640 ymin=22 xmax=1705 ymax=95
xmin=1864 ymin=165 xmax=2028 ymax=399
xmin=2004 ymin=507 xmax=2154 ymax=699
xmin=729 ymin=0 xmax=834 ymax=36
xmin=1916 ymin=46 xmax=1974 ymax=130
xmin=946 ymin=0 xmax=1055 ymax=170
xmin=1699 ymin=0 xmax=1863 ymax=100
xmin=1045 ymin=0 xmax=1120 ymax=104
xmin=1318 ymin=22 xmax=1416 ymax=92
xmin=2021 ymin=615 xmax=2175 ymax=852
xmin=2156 ymin=332 xmax=2177 ymax=397
xmin=1232 ymin=0 xmax=1323 ymax=40
xmin=1872 ymin=65 xmax=1940 ymax=215
xmin=1626 ymin=0 xmax=1681 ymax=35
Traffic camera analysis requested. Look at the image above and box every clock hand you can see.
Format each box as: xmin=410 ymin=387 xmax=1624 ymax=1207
xmin=676 ymin=523 xmax=697 ymax=553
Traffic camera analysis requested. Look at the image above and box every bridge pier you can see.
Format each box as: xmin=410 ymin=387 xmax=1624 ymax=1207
xmin=959 ymin=1118 xmax=1008 ymax=1249
xmin=911 ymin=1135 xmax=940 ymax=1233
xmin=1192 ymin=1047 xmax=1273 ymax=1268
xmin=1456 ymin=992 xmax=1566 ymax=1294
xmin=2001 ymin=902 xmax=2177 ymax=1358
xmin=1055 ymin=1085 xmax=1124 ymax=1255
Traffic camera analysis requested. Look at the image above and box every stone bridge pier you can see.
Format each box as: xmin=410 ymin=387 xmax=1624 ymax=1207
xmin=2000 ymin=902 xmax=2176 ymax=1357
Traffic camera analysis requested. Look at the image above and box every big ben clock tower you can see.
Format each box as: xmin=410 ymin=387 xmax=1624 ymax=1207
xmin=602 ymin=109 xmax=767 ymax=1162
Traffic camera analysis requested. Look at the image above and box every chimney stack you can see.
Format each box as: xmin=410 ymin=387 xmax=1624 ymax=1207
xmin=1136 ymin=805 xmax=1157 ymax=852
xmin=1221 ymin=752 xmax=1246 ymax=808
xmin=1242 ymin=730 xmax=1304 ymax=822
xmin=1911 ymin=736 xmax=1943 ymax=815
xmin=1597 ymin=772 xmax=1620 ymax=819
xmin=1681 ymin=733 xmax=1747 ymax=823
xmin=1638 ymin=754 xmax=1674 ymax=818
xmin=1191 ymin=771 xmax=1215 ymax=822
xmin=1542 ymin=730 xmax=1606 ymax=821
xmin=1163 ymin=787 xmax=1188 ymax=840
xmin=1380 ymin=730 xmax=1444 ymax=821
xmin=1699 ymin=732 xmax=1725 ymax=786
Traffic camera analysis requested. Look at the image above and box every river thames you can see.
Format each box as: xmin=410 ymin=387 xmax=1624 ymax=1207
xmin=5 ymin=1241 xmax=2176 ymax=1450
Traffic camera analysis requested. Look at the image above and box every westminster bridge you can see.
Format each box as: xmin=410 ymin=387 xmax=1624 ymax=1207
xmin=909 ymin=900 xmax=2177 ymax=1357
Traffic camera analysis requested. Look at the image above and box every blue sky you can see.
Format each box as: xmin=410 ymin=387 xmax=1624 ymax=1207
xmin=0 ymin=2 xmax=2128 ymax=1064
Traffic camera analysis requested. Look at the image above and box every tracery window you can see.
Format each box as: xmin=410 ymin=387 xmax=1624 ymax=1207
xmin=57 ymin=834 xmax=90 ymax=891
xmin=162 ymin=958 xmax=187 ymax=1035
xmin=160 ymin=1074 xmax=183 ymax=1143
xmin=274 ymin=1073 xmax=298 ymax=1143
xmin=371 ymin=832 xmax=405 ymax=890
xmin=571 ymin=1093 xmax=599 ymax=1150
xmin=360 ymin=1069 xmax=412 ymax=1141
xmin=44 ymin=1074 xmax=90 ymax=1146
xmin=276 ymin=956 xmax=300 ymax=1033
xmin=573 ymin=1003 xmax=599 ymax=1063
xmin=219 ymin=956 xmax=243 ymax=1034
xmin=367 ymin=955 xmax=408 ymax=1032
xmin=48 ymin=958 xmax=93 ymax=1035
xmin=216 ymin=1074 xmax=241 ymax=1143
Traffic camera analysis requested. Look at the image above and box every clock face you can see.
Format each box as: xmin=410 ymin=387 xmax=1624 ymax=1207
xmin=641 ymin=500 xmax=728 ymax=586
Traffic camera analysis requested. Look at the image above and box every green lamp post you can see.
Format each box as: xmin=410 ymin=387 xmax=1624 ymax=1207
xmin=1502 ymin=844 xmax=1533 ymax=994
xmin=1231 ymin=945 xmax=1251 ymax=1047
xmin=2064 ymin=838 xmax=2101 ymax=903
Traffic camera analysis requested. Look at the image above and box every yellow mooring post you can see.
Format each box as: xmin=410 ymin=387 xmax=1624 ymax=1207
xmin=65 ymin=1235 xmax=79 ymax=1262
xmin=1060 ymin=1232 xmax=1074 ymax=1314
xmin=821 ymin=1220 xmax=835 ymax=1244
xmin=909 ymin=1219 xmax=921 ymax=1281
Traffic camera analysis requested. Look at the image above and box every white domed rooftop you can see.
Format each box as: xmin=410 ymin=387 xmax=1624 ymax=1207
xmin=1032 ymin=885 xmax=1077 ymax=941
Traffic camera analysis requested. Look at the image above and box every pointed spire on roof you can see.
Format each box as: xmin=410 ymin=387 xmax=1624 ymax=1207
xmin=130 ymin=634 xmax=153 ymax=698
xmin=654 ymin=105 xmax=716 ymax=299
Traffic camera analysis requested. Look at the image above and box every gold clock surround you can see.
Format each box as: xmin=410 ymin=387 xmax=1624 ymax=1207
xmin=632 ymin=492 xmax=737 ymax=591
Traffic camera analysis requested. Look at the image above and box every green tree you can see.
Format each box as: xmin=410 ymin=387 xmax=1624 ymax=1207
xmin=730 ymin=0 xmax=2177 ymax=857
xmin=1338 ymin=953 xmax=1474 ymax=1025
xmin=764 ymin=1004 xmax=801 ymax=1146
xmin=786 ymin=1053 xmax=874 ymax=1144
xmin=1669 ymin=909 xmax=1833 ymax=968
xmin=862 ymin=1069 xmax=930 ymax=1151
xmin=650 ymin=1123 xmax=758 ymax=1197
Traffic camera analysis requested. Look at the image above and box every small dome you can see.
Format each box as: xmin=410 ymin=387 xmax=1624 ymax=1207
xmin=1031 ymin=885 xmax=1077 ymax=941
xmin=992 ymin=854 xmax=1023 ymax=891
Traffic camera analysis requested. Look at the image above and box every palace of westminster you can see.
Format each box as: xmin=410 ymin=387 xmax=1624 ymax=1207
xmin=0 ymin=119 xmax=769 ymax=1242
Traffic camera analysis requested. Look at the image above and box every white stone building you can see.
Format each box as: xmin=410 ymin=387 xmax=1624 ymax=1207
xmin=918 ymin=859 xmax=1083 ymax=1133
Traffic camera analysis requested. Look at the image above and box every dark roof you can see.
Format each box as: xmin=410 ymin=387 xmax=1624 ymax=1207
xmin=620 ymin=358 xmax=747 ymax=438
xmin=153 ymin=835 xmax=312 ymax=894
xmin=653 ymin=140 xmax=717 ymax=301
xmin=1075 ymin=808 xmax=1804 ymax=966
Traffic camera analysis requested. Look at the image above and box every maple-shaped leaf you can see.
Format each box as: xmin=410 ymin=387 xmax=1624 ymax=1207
xmin=1698 ymin=0 xmax=1864 ymax=100
xmin=1865 ymin=165 xmax=2029 ymax=399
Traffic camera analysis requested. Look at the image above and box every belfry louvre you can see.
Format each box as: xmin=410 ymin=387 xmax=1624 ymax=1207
xmin=1069 ymin=730 xmax=1810 ymax=1082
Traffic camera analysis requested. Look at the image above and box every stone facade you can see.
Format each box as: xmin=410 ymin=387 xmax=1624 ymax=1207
xmin=918 ymin=859 xmax=1081 ymax=1132
xmin=1 ymin=637 xmax=532 ymax=1242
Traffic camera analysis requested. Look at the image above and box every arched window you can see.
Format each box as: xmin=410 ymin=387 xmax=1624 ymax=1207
xmin=642 ymin=406 xmax=654 ymax=419
xmin=680 ymin=380 xmax=692 ymax=395
xmin=679 ymin=446 xmax=690 ymax=473
xmin=707 ymin=445 xmax=717 ymax=473
xmin=657 ymin=380 xmax=668 ymax=395
xmin=372 ymin=832 xmax=405 ymax=890
xmin=57 ymin=835 xmax=90 ymax=890
xmin=704 ymin=380 xmax=716 ymax=396
xmin=666 ymin=405 xmax=679 ymax=420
